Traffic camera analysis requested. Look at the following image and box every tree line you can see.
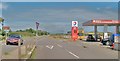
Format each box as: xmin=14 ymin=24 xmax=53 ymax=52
xmin=1 ymin=28 xmax=50 ymax=36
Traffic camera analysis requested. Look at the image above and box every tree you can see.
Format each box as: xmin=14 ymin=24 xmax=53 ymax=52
xmin=1 ymin=31 xmax=5 ymax=36
xmin=0 ymin=17 xmax=4 ymax=22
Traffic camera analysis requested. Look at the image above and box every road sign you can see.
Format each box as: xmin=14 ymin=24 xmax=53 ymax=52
xmin=71 ymin=21 xmax=78 ymax=41
xmin=71 ymin=27 xmax=78 ymax=41
xmin=72 ymin=21 xmax=78 ymax=27
xmin=4 ymin=30 xmax=9 ymax=33
xmin=3 ymin=26 xmax=10 ymax=30
xmin=36 ymin=22 xmax=39 ymax=30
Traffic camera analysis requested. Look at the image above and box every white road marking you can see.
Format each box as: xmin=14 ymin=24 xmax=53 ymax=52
xmin=28 ymin=52 xmax=32 ymax=55
xmin=46 ymin=45 xmax=54 ymax=49
xmin=65 ymin=49 xmax=79 ymax=59
xmin=51 ymin=46 xmax=54 ymax=49
xmin=57 ymin=44 xmax=62 ymax=48
xmin=57 ymin=43 xmax=79 ymax=59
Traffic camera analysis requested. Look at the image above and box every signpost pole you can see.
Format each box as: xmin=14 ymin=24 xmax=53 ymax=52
xmin=18 ymin=39 xmax=21 ymax=61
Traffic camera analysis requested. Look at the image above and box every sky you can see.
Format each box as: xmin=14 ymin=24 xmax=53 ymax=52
xmin=0 ymin=2 xmax=119 ymax=34
xmin=1 ymin=0 xmax=120 ymax=2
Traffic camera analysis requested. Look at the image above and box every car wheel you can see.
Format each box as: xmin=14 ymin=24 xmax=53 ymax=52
xmin=103 ymin=43 xmax=106 ymax=45
xmin=21 ymin=43 xmax=23 ymax=45
xmin=6 ymin=42 xmax=9 ymax=45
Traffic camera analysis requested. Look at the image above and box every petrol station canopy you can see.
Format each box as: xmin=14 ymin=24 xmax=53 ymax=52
xmin=82 ymin=20 xmax=120 ymax=26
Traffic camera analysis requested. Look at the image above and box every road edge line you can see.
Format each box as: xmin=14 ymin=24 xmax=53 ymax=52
xmin=24 ymin=45 xmax=36 ymax=59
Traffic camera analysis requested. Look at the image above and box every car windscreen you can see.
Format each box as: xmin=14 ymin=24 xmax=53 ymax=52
xmin=9 ymin=35 xmax=20 ymax=38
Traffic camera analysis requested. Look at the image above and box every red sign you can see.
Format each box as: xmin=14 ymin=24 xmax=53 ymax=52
xmin=92 ymin=20 xmax=120 ymax=24
xmin=3 ymin=26 xmax=10 ymax=30
xmin=71 ymin=27 xmax=78 ymax=41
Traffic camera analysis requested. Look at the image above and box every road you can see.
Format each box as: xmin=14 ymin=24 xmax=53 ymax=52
xmin=31 ymin=36 xmax=118 ymax=59
xmin=0 ymin=35 xmax=118 ymax=59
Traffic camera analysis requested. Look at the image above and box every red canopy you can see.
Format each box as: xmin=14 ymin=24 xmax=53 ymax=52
xmin=83 ymin=20 xmax=120 ymax=26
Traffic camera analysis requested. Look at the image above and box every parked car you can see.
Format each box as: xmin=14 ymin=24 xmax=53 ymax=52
xmin=101 ymin=38 xmax=109 ymax=45
xmin=96 ymin=35 xmax=102 ymax=42
xmin=6 ymin=34 xmax=23 ymax=45
xmin=86 ymin=34 xmax=96 ymax=42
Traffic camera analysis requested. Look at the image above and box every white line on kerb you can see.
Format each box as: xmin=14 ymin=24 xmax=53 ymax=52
xmin=57 ymin=44 xmax=62 ymax=48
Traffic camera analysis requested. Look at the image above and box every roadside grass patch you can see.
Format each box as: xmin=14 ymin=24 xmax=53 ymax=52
xmin=4 ymin=52 xmax=9 ymax=55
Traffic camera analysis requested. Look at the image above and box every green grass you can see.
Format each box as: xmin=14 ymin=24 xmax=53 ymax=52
xmin=21 ymin=54 xmax=27 ymax=58
xmin=9 ymin=32 xmax=35 ymax=37
xmin=4 ymin=52 xmax=9 ymax=55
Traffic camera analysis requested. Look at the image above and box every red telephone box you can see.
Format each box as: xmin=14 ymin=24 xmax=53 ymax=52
xmin=71 ymin=26 xmax=78 ymax=41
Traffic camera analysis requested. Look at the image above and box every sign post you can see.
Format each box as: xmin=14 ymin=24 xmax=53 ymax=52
xmin=36 ymin=22 xmax=39 ymax=36
xmin=18 ymin=39 xmax=21 ymax=60
xmin=3 ymin=26 xmax=10 ymax=45
xmin=71 ymin=21 xmax=78 ymax=41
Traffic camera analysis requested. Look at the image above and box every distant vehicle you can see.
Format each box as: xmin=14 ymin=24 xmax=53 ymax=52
xmin=86 ymin=34 xmax=96 ymax=42
xmin=101 ymin=33 xmax=110 ymax=45
xmin=101 ymin=34 xmax=114 ymax=46
xmin=6 ymin=34 xmax=23 ymax=45
xmin=96 ymin=35 xmax=102 ymax=42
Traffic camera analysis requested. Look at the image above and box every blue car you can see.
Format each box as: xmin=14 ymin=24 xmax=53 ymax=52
xmin=6 ymin=34 xmax=23 ymax=45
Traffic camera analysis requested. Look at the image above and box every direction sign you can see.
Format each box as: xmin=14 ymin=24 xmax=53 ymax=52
xmin=36 ymin=22 xmax=39 ymax=30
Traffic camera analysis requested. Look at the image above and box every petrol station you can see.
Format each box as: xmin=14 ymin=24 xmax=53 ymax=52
xmin=83 ymin=20 xmax=120 ymax=40
xmin=82 ymin=19 xmax=120 ymax=50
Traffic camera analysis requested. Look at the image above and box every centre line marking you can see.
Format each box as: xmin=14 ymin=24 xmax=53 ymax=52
xmin=68 ymin=51 xmax=79 ymax=58
xmin=65 ymin=49 xmax=79 ymax=59
xmin=46 ymin=45 xmax=54 ymax=49
xmin=57 ymin=44 xmax=62 ymax=48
